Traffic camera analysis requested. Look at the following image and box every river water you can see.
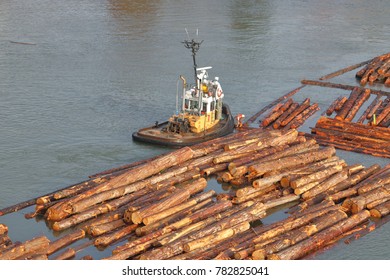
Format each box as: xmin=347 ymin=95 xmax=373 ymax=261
xmin=0 ymin=0 xmax=389 ymax=259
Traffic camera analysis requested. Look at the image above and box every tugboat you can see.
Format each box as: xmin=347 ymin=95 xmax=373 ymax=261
xmin=132 ymin=38 xmax=235 ymax=147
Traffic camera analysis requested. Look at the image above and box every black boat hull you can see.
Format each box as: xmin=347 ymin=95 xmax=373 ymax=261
xmin=132 ymin=104 xmax=235 ymax=147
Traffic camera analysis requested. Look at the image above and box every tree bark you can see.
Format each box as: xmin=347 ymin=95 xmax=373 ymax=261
xmin=289 ymin=165 xmax=344 ymax=189
xmin=344 ymin=89 xmax=371 ymax=122
xmin=350 ymin=184 xmax=390 ymax=214
xmin=253 ymin=209 xmax=347 ymax=259
xmin=251 ymin=206 xmax=337 ymax=245
xmin=281 ymin=98 xmax=311 ymax=126
xmin=370 ymin=200 xmax=390 ymax=218
xmin=130 ymin=180 xmax=206 ymax=225
xmin=183 ymin=221 xmax=250 ymax=252
xmin=94 ymin=224 xmax=138 ymax=247
xmin=272 ymin=102 xmax=299 ymax=129
xmin=244 ymin=86 xmax=305 ymax=126
xmin=267 ymin=210 xmax=370 ymax=260
xmin=357 ymin=95 xmax=382 ymax=123
xmin=46 ymin=147 xmax=195 ymax=221
xmin=0 ymin=235 xmax=50 ymax=260
xmin=142 ymin=190 xmax=215 ymax=225
xmin=248 ymin=146 xmax=336 ymax=179
xmin=301 ymin=171 xmax=348 ymax=200
xmin=46 ymin=229 xmax=85 ymax=255
xmin=301 ymin=79 xmax=390 ymax=97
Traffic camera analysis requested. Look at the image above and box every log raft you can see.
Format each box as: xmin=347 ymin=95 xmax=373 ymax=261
xmin=0 ymin=128 xmax=389 ymax=260
xmin=2 ymin=52 xmax=390 ymax=259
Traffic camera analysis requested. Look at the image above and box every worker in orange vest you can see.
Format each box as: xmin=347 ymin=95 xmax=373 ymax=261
xmin=235 ymin=113 xmax=245 ymax=128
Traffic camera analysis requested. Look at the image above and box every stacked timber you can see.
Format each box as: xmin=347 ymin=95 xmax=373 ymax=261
xmin=356 ymin=52 xmax=390 ymax=87
xmin=0 ymin=224 xmax=12 ymax=253
xmin=1 ymin=127 xmax=390 ymax=260
xmin=307 ymin=83 xmax=390 ymax=158
xmin=259 ymin=98 xmax=320 ymax=130
xmin=310 ymin=116 xmax=390 ymax=158
xmin=0 ymin=233 xmax=50 ymax=260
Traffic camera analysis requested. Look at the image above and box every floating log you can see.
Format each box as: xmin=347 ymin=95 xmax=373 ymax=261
xmin=51 ymin=186 xmax=157 ymax=231
xmin=94 ymin=224 xmax=138 ymax=247
xmin=232 ymin=185 xmax=276 ymax=204
xmin=326 ymin=164 xmax=382 ymax=195
xmin=356 ymin=53 xmax=390 ymax=86
xmin=366 ymin=197 xmax=390 ymax=210
xmin=350 ymin=185 xmax=390 ymax=214
xmin=0 ymin=224 xmax=8 ymax=235
xmin=244 ymin=86 xmax=305 ymax=125
xmin=344 ymin=89 xmax=371 ymax=122
xmin=142 ymin=190 xmax=215 ymax=225
xmin=135 ymin=197 xmax=215 ymax=237
xmin=375 ymin=101 xmax=390 ymax=125
xmin=312 ymin=127 xmax=390 ymax=148
xmin=0 ymin=235 xmax=50 ymax=260
xmin=248 ymin=146 xmax=336 ymax=179
xmin=272 ymin=102 xmax=299 ymax=129
xmin=326 ymin=97 xmax=342 ymax=116
xmin=263 ymin=194 xmax=300 ymax=210
xmin=139 ymin=202 xmax=264 ymax=260
xmin=126 ymin=188 xmax=188 ymax=224
xmin=334 ymin=96 xmax=348 ymax=112
xmin=226 ymin=145 xmax=289 ymax=176
xmin=53 ymin=248 xmax=76 ymax=260
xmin=183 ymin=221 xmax=250 ymax=252
xmin=357 ymin=168 xmax=390 ymax=195
xmin=253 ymin=209 xmax=348 ymax=259
xmin=70 ymin=166 xmax=190 ymax=216
xmin=261 ymin=104 xmax=291 ymax=127
xmin=289 ymin=165 xmax=343 ymax=190
xmin=46 ymin=147 xmax=195 ymax=221
xmin=267 ymin=210 xmax=371 ymax=260
xmin=280 ymin=156 xmax=343 ymax=188
xmin=110 ymin=200 xmax=233 ymax=258
xmin=330 ymin=166 xmax=390 ymax=203
xmin=130 ymin=178 xmax=207 ymax=225
xmin=357 ymin=95 xmax=382 ymax=123
xmin=307 ymin=133 xmax=390 ymax=159
xmin=319 ymin=59 xmax=372 ymax=80
xmin=281 ymin=98 xmax=311 ymax=126
xmin=370 ymin=200 xmax=390 ymax=218
xmin=88 ymin=219 xmax=126 ymax=237
xmin=301 ymin=80 xmax=390 ymax=97
xmin=301 ymin=171 xmax=348 ymax=200
xmin=46 ymin=229 xmax=86 ymax=256
xmin=251 ymin=206 xmax=337 ymax=245
xmin=335 ymin=87 xmax=361 ymax=120
xmin=0 ymin=177 xmax=96 ymax=216
xmin=287 ymin=103 xmax=320 ymax=129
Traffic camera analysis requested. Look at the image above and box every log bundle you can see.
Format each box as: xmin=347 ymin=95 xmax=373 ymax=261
xmin=310 ymin=116 xmax=390 ymax=158
xmin=0 ymin=127 xmax=389 ymax=260
xmin=0 ymin=224 xmax=12 ymax=253
xmin=259 ymin=98 xmax=320 ymax=130
xmin=356 ymin=52 xmax=390 ymax=87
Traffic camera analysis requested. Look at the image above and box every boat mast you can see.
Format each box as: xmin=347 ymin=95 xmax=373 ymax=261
xmin=183 ymin=36 xmax=203 ymax=114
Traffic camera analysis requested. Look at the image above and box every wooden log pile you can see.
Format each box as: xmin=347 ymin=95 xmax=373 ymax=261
xmin=309 ymin=116 xmax=390 ymax=158
xmin=356 ymin=52 xmax=390 ymax=87
xmin=0 ymin=128 xmax=389 ymax=260
xmin=0 ymin=224 xmax=12 ymax=254
xmin=259 ymin=98 xmax=320 ymax=130
xmin=305 ymin=81 xmax=390 ymax=158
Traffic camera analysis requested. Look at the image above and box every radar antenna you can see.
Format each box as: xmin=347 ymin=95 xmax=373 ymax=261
xmin=182 ymin=29 xmax=203 ymax=89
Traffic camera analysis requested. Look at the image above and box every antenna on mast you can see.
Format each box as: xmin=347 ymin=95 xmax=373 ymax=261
xmin=182 ymin=29 xmax=203 ymax=90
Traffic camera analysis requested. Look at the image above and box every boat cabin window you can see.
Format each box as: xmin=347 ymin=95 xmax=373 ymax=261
xmin=201 ymin=102 xmax=208 ymax=114
xmin=210 ymin=101 xmax=215 ymax=112
xmin=184 ymin=99 xmax=199 ymax=112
